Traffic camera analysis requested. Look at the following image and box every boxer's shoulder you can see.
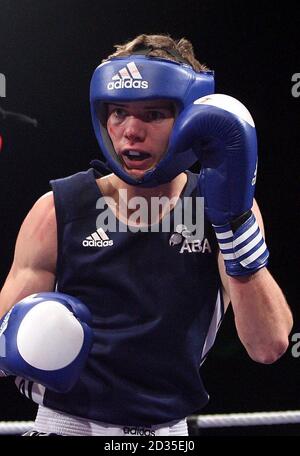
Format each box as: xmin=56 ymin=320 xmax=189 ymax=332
xmin=23 ymin=192 xmax=56 ymax=232
xmin=0 ymin=192 xmax=57 ymax=317
xmin=16 ymin=193 xmax=57 ymax=268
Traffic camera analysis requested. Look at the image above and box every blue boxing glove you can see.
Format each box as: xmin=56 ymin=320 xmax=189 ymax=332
xmin=168 ymin=94 xmax=269 ymax=276
xmin=0 ymin=292 xmax=93 ymax=392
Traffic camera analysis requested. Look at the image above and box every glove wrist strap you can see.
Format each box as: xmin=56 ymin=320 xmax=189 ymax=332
xmin=213 ymin=211 xmax=269 ymax=276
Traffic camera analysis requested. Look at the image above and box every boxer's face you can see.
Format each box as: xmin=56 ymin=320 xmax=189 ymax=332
xmin=107 ymin=99 xmax=175 ymax=179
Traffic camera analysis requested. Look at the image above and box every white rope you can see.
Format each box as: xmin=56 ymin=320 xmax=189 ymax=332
xmin=188 ymin=410 xmax=300 ymax=428
xmin=1 ymin=410 xmax=300 ymax=434
xmin=0 ymin=421 xmax=35 ymax=435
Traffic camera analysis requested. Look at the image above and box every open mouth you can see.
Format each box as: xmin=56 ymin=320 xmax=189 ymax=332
xmin=120 ymin=150 xmax=153 ymax=171
xmin=122 ymin=150 xmax=151 ymax=161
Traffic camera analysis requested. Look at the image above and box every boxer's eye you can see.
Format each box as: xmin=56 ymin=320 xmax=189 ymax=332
xmin=144 ymin=110 xmax=166 ymax=122
xmin=112 ymin=108 xmax=127 ymax=120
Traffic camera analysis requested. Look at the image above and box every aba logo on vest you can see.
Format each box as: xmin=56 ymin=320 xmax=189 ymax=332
xmin=169 ymin=225 xmax=212 ymax=254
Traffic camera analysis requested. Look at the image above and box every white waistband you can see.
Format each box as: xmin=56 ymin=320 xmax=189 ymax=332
xmin=34 ymin=405 xmax=188 ymax=436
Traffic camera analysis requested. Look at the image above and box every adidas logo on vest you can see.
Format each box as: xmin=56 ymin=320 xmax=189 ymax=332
xmin=82 ymin=228 xmax=113 ymax=248
xmin=107 ymin=62 xmax=149 ymax=90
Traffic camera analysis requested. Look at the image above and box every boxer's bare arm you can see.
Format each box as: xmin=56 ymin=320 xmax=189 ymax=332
xmin=0 ymin=193 xmax=57 ymax=318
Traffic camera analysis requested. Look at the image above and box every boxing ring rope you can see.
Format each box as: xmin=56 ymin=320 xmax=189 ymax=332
xmin=0 ymin=421 xmax=35 ymax=435
xmin=188 ymin=410 xmax=300 ymax=428
xmin=1 ymin=410 xmax=300 ymax=434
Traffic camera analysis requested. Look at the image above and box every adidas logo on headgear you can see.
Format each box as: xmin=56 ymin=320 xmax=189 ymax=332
xmin=107 ymin=62 xmax=149 ymax=90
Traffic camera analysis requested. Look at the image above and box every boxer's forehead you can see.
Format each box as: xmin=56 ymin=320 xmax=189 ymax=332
xmin=107 ymin=99 xmax=175 ymax=111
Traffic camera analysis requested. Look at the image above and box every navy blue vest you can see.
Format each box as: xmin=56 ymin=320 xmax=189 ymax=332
xmin=29 ymin=169 xmax=223 ymax=425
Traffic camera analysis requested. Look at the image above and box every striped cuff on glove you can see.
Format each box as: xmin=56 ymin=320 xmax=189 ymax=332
xmin=213 ymin=211 xmax=269 ymax=276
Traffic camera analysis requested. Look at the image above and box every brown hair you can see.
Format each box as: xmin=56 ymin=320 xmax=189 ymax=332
xmin=103 ymin=34 xmax=210 ymax=72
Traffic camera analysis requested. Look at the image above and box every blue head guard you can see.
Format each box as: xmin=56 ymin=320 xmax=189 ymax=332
xmin=90 ymin=55 xmax=214 ymax=186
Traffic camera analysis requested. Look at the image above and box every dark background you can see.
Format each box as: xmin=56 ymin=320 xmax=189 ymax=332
xmin=0 ymin=0 xmax=299 ymax=435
